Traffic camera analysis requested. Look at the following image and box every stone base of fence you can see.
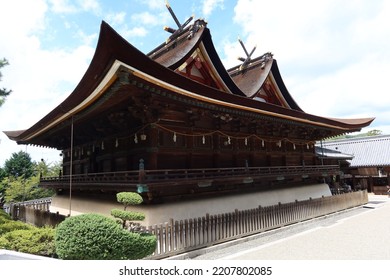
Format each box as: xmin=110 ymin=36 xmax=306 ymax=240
xmin=5 ymin=197 xmax=66 ymax=228
xmin=12 ymin=205 xmax=66 ymax=227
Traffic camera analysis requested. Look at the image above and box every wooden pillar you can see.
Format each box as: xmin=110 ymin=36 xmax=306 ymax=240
xmin=147 ymin=125 xmax=158 ymax=170
xmin=368 ymin=176 xmax=373 ymax=193
xmin=186 ymin=135 xmax=194 ymax=168
xmin=213 ymin=134 xmax=219 ymax=168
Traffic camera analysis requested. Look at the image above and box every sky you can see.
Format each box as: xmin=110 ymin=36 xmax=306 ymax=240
xmin=0 ymin=0 xmax=389 ymax=166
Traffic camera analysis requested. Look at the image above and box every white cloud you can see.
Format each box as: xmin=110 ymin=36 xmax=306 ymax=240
xmin=105 ymin=12 xmax=127 ymax=26
xmin=0 ymin=0 xmax=94 ymax=165
xmin=139 ymin=0 xmax=165 ymax=10
xmin=202 ymin=0 xmax=225 ymax=17
xmin=1 ymin=0 xmax=47 ymax=36
xmin=228 ymin=0 xmax=390 ymax=134
xmin=120 ymin=26 xmax=148 ymax=39
xmin=49 ymin=0 xmax=77 ymax=13
xmin=49 ymin=0 xmax=101 ymax=15
xmin=131 ymin=11 xmax=160 ymax=26
xmin=78 ymin=0 xmax=101 ymax=15
xmin=75 ymin=29 xmax=98 ymax=46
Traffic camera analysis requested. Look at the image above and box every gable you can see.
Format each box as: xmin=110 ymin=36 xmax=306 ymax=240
xmin=252 ymin=75 xmax=290 ymax=108
xmin=175 ymin=48 xmax=225 ymax=90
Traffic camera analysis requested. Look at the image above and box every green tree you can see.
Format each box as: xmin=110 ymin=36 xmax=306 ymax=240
xmin=327 ymin=129 xmax=383 ymax=141
xmin=4 ymin=151 xmax=34 ymax=178
xmin=1 ymin=174 xmax=56 ymax=204
xmin=365 ymin=129 xmax=382 ymax=136
xmin=35 ymin=159 xmax=62 ymax=178
xmin=0 ymin=168 xmax=6 ymax=207
xmin=0 ymin=168 xmax=6 ymax=181
xmin=0 ymin=154 xmax=57 ymax=203
xmin=0 ymin=58 xmax=12 ymax=107
xmin=111 ymin=192 xmax=145 ymax=231
xmin=1 ymin=175 xmax=39 ymax=202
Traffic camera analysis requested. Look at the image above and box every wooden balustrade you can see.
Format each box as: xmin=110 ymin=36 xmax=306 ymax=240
xmin=40 ymin=165 xmax=339 ymax=187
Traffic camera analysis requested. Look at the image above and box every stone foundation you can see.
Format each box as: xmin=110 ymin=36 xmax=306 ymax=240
xmin=50 ymin=183 xmax=331 ymax=226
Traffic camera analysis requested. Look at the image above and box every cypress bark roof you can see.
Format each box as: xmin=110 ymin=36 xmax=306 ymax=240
xmin=3 ymin=20 xmax=374 ymax=148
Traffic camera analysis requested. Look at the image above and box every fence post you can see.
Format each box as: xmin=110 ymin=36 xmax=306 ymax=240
xmin=205 ymin=213 xmax=210 ymax=243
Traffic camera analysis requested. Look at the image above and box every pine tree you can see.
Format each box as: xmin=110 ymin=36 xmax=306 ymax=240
xmin=0 ymin=58 xmax=12 ymax=107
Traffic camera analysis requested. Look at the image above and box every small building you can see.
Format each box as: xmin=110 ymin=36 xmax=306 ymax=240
xmin=3 ymin=17 xmax=374 ymax=224
xmin=320 ymin=135 xmax=390 ymax=194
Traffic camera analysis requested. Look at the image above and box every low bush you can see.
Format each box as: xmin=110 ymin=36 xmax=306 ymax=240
xmin=55 ymin=213 xmax=156 ymax=260
xmin=0 ymin=216 xmax=10 ymax=225
xmin=0 ymin=220 xmax=33 ymax=235
xmin=0 ymin=227 xmax=56 ymax=257
xmin=122 ymin=232 xmax=157 ymax=259
xmin=0 ymin=209 xmax=11 ymax=221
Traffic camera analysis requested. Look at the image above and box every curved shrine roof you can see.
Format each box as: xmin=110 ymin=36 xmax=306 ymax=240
xmin=3 ymin=20 xmax=374 ymax=147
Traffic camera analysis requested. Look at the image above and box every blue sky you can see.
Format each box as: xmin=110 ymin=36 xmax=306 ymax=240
xmin=1 ymin=0 xmax=390 ymax=166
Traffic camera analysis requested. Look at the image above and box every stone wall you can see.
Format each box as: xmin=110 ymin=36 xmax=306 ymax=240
xmin=50 ymin=183 xmax=331 ymax=226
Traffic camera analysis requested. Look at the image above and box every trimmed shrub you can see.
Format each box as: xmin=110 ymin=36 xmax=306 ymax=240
xmin=0 ymin=220 xmax=33 ymax=235
xmin=0 ymin=227 xmax=56 ymax=257
xmin=111 ymin=208 xmax=145 ymax=222
xmin=121 ymin=232 xmax=157 ymax=260
xmin=55 ymin=213 xmax=156 ymax=260
xmin=117 ymin=192 xmax=143 ymax=207
xmin=113 ymin=192 xmax=145 ymax=231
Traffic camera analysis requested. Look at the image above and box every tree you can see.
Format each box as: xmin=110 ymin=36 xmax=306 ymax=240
xmin=3 ymin=151 xmax=34 ymax=178
xmin=0 ymin=154 xmax=57 ymax=203
xmin=328 ymin=129 xmax=383 ymax=141
xmin=0 ymin=168 xmax=6 ymax=181
xmin=111 ymin=192 xmax=145 ymax=231
xmin=1 ymin=175 xmax=39 ymax=202
xmin=365 ymin=129 xmax=382 ymax=136
xmin=0 ymin=168 xmax=6 ymax=206
xmin=0 ymin=58 xmax=12 ymax=107
xmin=1 ymin=174 xmax=54 ymax=203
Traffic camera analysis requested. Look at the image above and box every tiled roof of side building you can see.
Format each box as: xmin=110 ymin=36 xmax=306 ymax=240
xmin=321 ymin=135 xmax=390 ymax=167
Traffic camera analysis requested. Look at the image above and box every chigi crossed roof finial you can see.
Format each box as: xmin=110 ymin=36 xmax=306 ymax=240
xmin=237 ymin=37 xmax=257 ymax=71
xmin=164 ymin=0 xmax=194 ymax=42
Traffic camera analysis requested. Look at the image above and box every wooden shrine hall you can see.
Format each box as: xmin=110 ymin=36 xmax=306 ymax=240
xmin=4 ymin=12 xmax=374 ymax=222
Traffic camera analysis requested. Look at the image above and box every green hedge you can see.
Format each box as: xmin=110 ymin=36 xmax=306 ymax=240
xmin=0 ymin=210 xmax=56 ymax=258
xmin=0 ymin=216 xmax=11 ymax=225
xmin=55 ymin=213 xmax=156 ymax=260
xmin=0 ymin=227 xmax=56 ymax=257
xmin=0 ymin=209 xmax=11 ymax=221
xmin=0 ymin=220 xmax=34 ymax=235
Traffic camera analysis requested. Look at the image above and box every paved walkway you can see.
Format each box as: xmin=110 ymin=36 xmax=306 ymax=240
xmin=188 ymin=194 xmax=390 ymax=260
